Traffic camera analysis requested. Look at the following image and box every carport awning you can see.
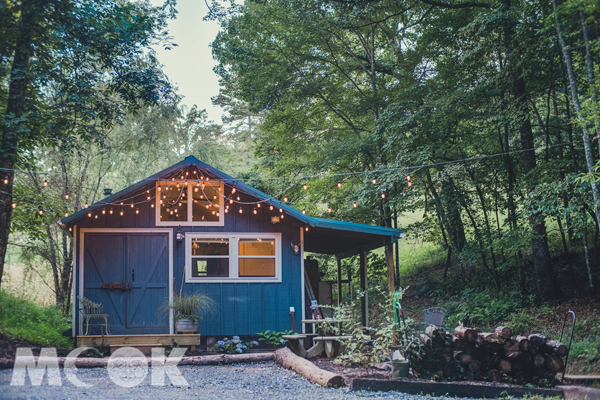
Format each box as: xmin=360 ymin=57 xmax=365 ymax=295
xmin=303 ymin=217 xmax=402 ymax=259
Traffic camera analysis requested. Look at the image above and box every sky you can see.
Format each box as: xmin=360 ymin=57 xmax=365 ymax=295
xmin=150 ymin=0 xmax=224 ymax=123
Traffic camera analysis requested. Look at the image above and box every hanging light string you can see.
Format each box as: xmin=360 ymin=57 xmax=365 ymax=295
xmin=0 ymin=141 xmax=574 ymax=186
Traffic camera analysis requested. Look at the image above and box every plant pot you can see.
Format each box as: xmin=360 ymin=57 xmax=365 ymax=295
xmin=391 ymin=360 xmax=410 ymax=378
xmin=175 ymin=318 xmax=196 ymax=332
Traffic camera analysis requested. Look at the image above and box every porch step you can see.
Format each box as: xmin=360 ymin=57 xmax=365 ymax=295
xmin=77 ymin=334 xmax=201 ymax=347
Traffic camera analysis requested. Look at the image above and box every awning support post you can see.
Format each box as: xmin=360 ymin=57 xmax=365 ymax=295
xmin=337 ymin=259 xmax=342 ymax=306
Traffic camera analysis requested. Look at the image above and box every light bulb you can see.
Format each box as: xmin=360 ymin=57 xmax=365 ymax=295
xmin=120 ymin=210 xmax=124 ymax=216
xmin=328 ymin=206 xmax=332 ymax=213
xmin=102 ymin=208 xmax=106 ymax=214
xmin=158 ymin=184 xmax=162 ymax=191
xmin=253 ymin=208 xmax=257 ymax=214
xmin=281 ymin=214 xmax=284 ymax=219
xmin=302 ymin=208 xmax=306 ymax=214
xmin=232 ymin=188 xmax=236 ymax=194
xmin=216 ymin=212 xmax=219 ymax=217
xmin=3 ymin=177 xmax=8 ymax=184
xmin=225 ymin=209 xmax=228 ymax=213
xmin=135 ymin=208 xmax=139 ymax=214
xmin=279 ymin=207 xmax=283 ymax=213
xmin=147 ymin=196 xmax=150 ymax=200
xmin=69 ymin=227 xmax=72 ymax=231
xmin=303 ymin=183 xmax=307 ymax=190
xmin=337 ymin=182 xmax=341 ymax=188
xmin=236 ymin=195 xmax=240 ymax=201
xmin=239 ymin=207 xmax=243 ymax=214
xmin=212 ymin=210 xmax=216 ymax=215
xmin=186 ymin=171 xmax=189 ymax=176
xmin=12 ymin=202 xmax=16 ymax=208
xmin=94 ymin=215 xmax=98 ymax=219
xmin=408 ymin=181 xmax=412 ymax=187
xmin=85 ymin=202 xmax=89 ymax=208
xmin=229 ymin=199 xmax=233 ymax=204
xmin=406 ymin=175 xmax=411 ymax=181
xmin=109 ymin=209 xmax=113 ymax=214
xmin=372 ymin=178 xmax=377 ymax=184
xmin=305 ymin=226 xmax=309 ymax=231
xmin=39 ymin=209 xmax=44 ymax=216
xmin=381 ymin=193 xmax=386 ymax=199
xmin=130 ymin=204 xmax=134 ymax=208
xmin=270 ymin=205 xmax=273 ymax=210
xmin=43 ymin=179 xmax=48 ymax=187
xmin=257 ymin=203 xmax=261 ymax=208
xmin=64 ymin=193 xmax=69 ymax=200
xmin=65 ymin=212 xmax=68 ymax=217
xmin=284 ymin=196 xmax=288 ymax=202
xmin=353 ymin=201 xmax=357 ymax=208
xmin=87 ymin=212 xmax=91 ymax=217
xmin=194 ymin=187 xmax=198 ymax=192
xmin=151 ymin=203 xmax=154 ymax=208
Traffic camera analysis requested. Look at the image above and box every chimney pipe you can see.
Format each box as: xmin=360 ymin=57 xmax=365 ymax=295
xmin=103 ymin=188 xmax=113 ymax=198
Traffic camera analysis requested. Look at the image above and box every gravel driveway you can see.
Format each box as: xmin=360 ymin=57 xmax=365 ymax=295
xmin=0 ymin=361 xmax=483 ymax=400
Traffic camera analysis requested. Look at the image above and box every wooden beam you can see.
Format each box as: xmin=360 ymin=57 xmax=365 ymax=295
xmin=359 ymin=253 xmax=369 ymax=327
xmin=337 ymin=259 xmax=342 ymax=306
xmin=385 ymin=243 xmax=395 ymax=295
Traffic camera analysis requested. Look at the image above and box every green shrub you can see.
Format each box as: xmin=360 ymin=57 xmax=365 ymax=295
xmin=446 ymin=289 xmax=521 ymax=329
xmin=0 ymin=290 xmax=73 ymax=348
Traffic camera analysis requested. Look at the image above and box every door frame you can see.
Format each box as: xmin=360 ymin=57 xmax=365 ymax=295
xmin=79 ymin=228 xmax=174 ymax=335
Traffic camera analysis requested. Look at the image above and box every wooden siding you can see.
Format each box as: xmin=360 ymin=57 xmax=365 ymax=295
xmin=75 ymin=184 xmax=303 ymax=337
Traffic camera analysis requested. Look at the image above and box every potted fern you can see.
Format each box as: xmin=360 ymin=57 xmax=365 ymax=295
xmin=162 ymin=293 xmax=216 ymax=332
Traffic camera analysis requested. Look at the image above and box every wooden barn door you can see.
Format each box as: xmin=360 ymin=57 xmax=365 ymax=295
xmin=83 ymin=232 xmax=170 ymax=335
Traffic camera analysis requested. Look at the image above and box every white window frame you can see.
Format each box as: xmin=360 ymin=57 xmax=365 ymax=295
xmin=185 ymin=232 xmax=282 ymax=283
xmin=155 ymin=180 xmax=224 ymax=227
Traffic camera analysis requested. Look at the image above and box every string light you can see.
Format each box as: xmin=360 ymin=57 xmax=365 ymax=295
xmin=43 ymin=179 xmax=48 ymax=187
xmin=135 ymin=208 xmax=139 ymax=214
xmin=151 ymin=203 xmax=154 ymax=208
xmin=253 ymin=208 xmax=257 ymax=214
xmin=372 ymin=178 xmax=377 ymax=184
xmin=284 ymin=196 xmax=288 ymax=202
xmin=102 ymin=208 xmax=106 ymax=214
xmin=64 ymin=211 xmax=69 ymax=217
xmin=39 ymin=208 xmax=44 ymax=216
xmin=120 ymin=209 xmax=124 ymax=216
xmin=64 ymin=192 xmax=69 ymax=200
xmin=337 ymin=182 xmax=341 ymax=188
xmin=257 ymin=203 xmax=261 ymax=208
xmin=3 ymin=177 xmax=8 ymax=184
xmin=12 ymin=202 xmax=16 ymax=208
xmin=232 ymin=188 xmax=236 ymax=194
xmin=381 ymin=193 xmax=386 ymax=199
xmin=303 ymin=183 xmax=307 ymax=190
xmin=406 ymin=175 xmax=411 ymax=181
xmin=353 ymin=201 xmax=357 ymax=208
xmin=130 ymin=204 xmax=134 ymax=208
xmin=109 ymin=209 xmax=113 ymax=214
xmin=302 ymin=208 xmax=306 ymax=214
xmin=94 ymin=215 xmax=98 ymax=219
xmin=279 ymin=207 xmax=283 ymax=213
xmin=408 ymin=181 xmax=412 ymax=187
xmin=85 ymin=202 xmax=89 ymax=208
xmin=87 ymin=212 xmax=91 ymax=217
xmin=305 ymin=226 xmax=309 ymax=231
xmin=269 ymin=205 xmax=274 ymax=210
xmin=281 ymin=214 xmax=284 ymax=219
xmin=239 ymin=207 xmax=243 ymax=214
xmin=328 ymin=205 xmax=332 ymax=213
xmin=236 ymin=195 xmax=240 ymax=201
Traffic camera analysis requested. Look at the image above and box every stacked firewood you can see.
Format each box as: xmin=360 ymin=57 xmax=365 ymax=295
xmin=406 ymin=325 xmax=567 ymax=385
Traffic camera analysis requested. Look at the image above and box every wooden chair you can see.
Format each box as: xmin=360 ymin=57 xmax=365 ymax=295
xmin=422 ymin=307 xmax=446 ymax=329
xmin=78 ymin=295 xmax=111 ymax=335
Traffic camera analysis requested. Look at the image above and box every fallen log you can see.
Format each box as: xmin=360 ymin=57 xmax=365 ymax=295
xmin=454 ymin=326 xmax=478 ymax=343
xmin=180 ymin=352 xmax=274 ymax=366
xmin=273 ymin=348 xmax=345 ymax=388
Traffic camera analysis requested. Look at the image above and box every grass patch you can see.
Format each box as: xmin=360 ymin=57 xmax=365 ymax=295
xmin=0 ymin=290 xmax=73 ymax=348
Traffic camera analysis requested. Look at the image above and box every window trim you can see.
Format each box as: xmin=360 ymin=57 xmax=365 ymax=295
xmin=185 ymin=233 xmax=282 ymax=283
xmin=155 ymin=180 xmax=224 ymax=227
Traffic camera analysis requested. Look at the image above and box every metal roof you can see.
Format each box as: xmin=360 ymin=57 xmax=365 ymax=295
xmin=60 ymin=156 xmax=402 ymax=256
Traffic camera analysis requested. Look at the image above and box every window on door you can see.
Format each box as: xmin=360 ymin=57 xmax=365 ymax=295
xmin=185 ymin=233 xmax=281 ymax=283
xmin=156 ymin=180 xmax=224 ymax=226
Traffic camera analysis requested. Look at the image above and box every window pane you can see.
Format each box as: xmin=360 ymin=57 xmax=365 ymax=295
xmin=192 ymin=184 xmax=219 ymax=222
xmin=239 ymin=239 xmax=275 ymax=256
xmin=158 ymin=181 xmax=187 ymax=222
xmin=192 ymin=239 xmax=229 ymax=256
xmin=239 ymin=258 xmax=275 ymax=277
xmin=192 ymin=258 xmax=229 ymax=277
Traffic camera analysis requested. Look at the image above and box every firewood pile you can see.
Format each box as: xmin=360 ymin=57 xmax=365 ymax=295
xmin=405 ymin=325 xmax=566 ymax=385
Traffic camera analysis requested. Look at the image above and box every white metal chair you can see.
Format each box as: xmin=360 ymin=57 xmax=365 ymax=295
xmin=422 ymin=307 xmax=447 ymax=329
xmin=78 ymin=295 xmax=111 ymax=335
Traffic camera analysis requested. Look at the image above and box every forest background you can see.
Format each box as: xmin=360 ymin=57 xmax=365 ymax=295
xmin=1 ymin=0 xmax=600 ymax=373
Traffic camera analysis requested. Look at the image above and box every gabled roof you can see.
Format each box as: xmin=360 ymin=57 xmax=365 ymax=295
xmin=61 ymin=156 xmax=402 ymax=258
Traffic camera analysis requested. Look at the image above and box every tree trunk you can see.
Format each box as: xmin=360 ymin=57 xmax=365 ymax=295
xmin=0 ymin=0 xmax=40 ymax=287
xmin=273 ymin=348 xmax=345 ymax=387
xmin=502 ymin=0 xmax=561 ymax=301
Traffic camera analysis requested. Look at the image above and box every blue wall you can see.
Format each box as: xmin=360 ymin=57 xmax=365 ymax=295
xmin=75 ymin=186 xmax=303 ymax=337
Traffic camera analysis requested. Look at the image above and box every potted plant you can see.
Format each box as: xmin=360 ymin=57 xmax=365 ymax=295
xmin=161 ymin=293 xmax=216 ymax=332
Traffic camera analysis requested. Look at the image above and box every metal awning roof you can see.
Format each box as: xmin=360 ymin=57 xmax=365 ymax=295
xmin=60 ymin=156 xmax=401 ymax=258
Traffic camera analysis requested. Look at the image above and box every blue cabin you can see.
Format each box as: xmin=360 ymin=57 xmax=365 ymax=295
xmin=61 ymin=156 xmax=402 ymax=345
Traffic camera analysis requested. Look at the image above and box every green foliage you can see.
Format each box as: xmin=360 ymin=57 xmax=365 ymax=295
xmin=257 ymin=330 xmax=292 ymax=349
xmin=0 ymin=290 xmax=73 ymax=348
xmin=446 ymin=289 xmax=522 ymax=329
